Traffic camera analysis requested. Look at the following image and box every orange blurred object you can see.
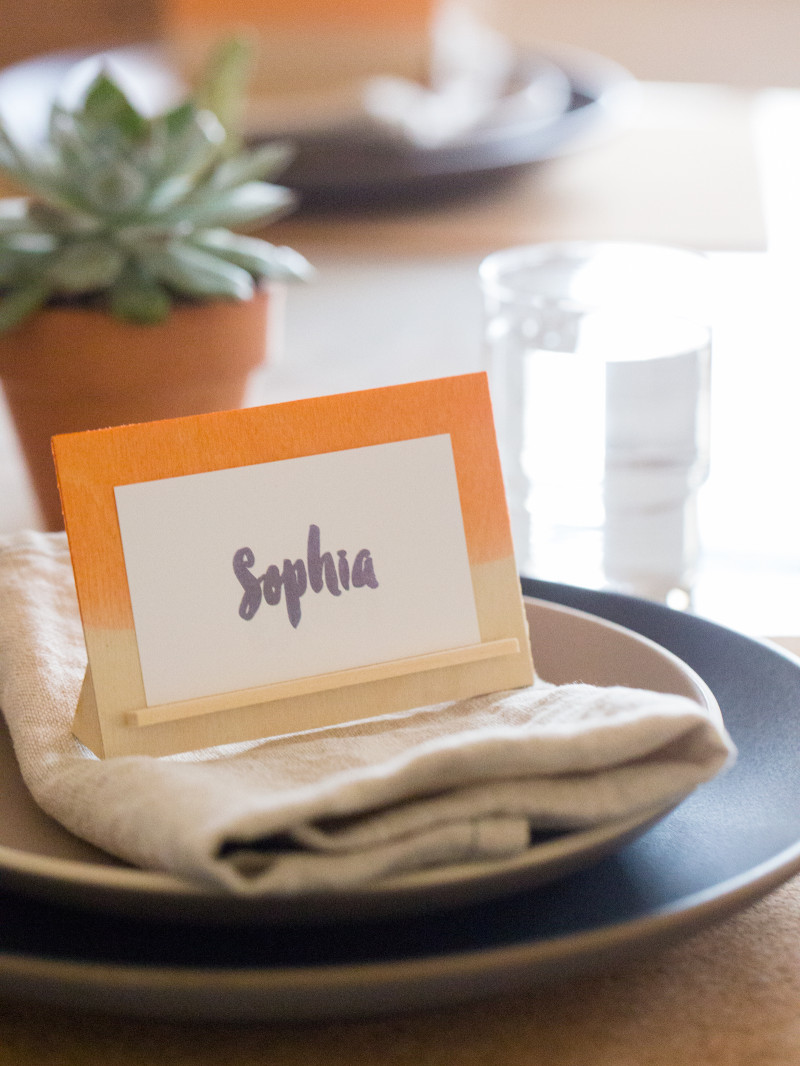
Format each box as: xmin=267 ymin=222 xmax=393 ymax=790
xmin=169 ymin=0 xmax=435 ymax=28
xmin=164 ymin=0 xmax=441 ymax=116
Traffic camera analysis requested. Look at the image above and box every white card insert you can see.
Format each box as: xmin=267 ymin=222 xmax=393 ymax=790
xmin=114 ymin=434 xmax=481 ymax=707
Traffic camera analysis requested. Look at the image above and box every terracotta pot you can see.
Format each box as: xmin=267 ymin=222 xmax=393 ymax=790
xmin=0 ymin=287 xmax=280 ymax=531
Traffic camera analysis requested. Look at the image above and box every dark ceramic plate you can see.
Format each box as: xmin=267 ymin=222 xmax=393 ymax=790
xmin=267 ymin=49 xmax=636 ymax=208
xmin=0 ymin=583 xmax=798 ymax=1022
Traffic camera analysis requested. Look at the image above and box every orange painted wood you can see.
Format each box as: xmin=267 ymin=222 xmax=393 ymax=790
xmin=53 ymin=373 xmax=511 ymax=631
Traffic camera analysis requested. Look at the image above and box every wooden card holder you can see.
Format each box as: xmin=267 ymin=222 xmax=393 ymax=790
xmin=54 ymin=374 xmax=534 ymax=758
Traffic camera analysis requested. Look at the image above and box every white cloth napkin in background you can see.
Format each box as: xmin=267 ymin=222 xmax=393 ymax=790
xmin=0 ymin=532 xmax=735 ymax=896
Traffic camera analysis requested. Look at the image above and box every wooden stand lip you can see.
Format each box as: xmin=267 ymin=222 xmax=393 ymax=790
xmin=127 ymin=638 xmax=522 ymax=729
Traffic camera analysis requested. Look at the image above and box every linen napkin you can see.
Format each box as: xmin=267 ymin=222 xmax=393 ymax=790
xmin=0 ymin=531 xmax=734 ymax=896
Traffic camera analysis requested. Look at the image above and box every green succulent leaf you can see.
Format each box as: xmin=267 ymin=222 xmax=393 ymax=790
xmin=163 ymin=100 xmax=197 ymax=138
xmin=0 ymin=232 xmax=58 ymax=255
xmin=81 ymin=72 xmax=149 ymax=142
xmin=210 ymin=142 xmax=294 ymax=191
xmin=138 ymin=240 xmax=255 ymax=301
xmin=0 ymin=258 xmax=24 ymax=285
xmin=190 ymin=229 xmax=314 ymax=282
xmin=155 ymin=104 xmax=225 ymax=185
xmin=47 ymin=111 xmax=144 ymax=212
xmin=144 ymin=175 xmax=194 ymax=213
xmin=81 ymin=162 xmax=150 ymax=215
xmin=0 ymin=198 xmax=33 ymax=233
xmin=0 ymin=130 xmax=99 ymax=216
xmin=48 ymin=103 xmax=90 ymax=164
xmin=258 ymin=243 xmax=315 ymax=282
xmin=26 ymin=200 xmax=100 ymax=236
xmin=0 ymin=36 xmax=310 ymax=330
xmin=0 ymin=234 xmax=59 ymax=287
xmin=109 ymin=264 xmax=172 ymax=324
xmin=159 ymin=180 xmax=295 ymax=229
xmin=0 ymin=144 xmax=67 ymax=210
xmin=45 ymin=240 xmax=125 ymax=293
xmin=144 ymin=115 xmax=227 ymax=214
xmin=0 ymin=281 xmax=51 ymax=332
xmin=193 ymin=36 xmax=252 ymax=147
xmin=0 ymin=122 xmax=31 ymax=179
xmin=0 ymin=239 xmax=56 ymax=283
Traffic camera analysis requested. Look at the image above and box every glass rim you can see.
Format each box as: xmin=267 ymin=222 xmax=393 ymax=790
xmin=478 ymin=240 xmax=711 ymax=317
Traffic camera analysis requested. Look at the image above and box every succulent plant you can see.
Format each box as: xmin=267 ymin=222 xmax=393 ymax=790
xmin=0 ymin=39 xmax=313 ymax=332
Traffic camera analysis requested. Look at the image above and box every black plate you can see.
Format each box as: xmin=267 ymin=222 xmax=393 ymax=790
xmin=270 ymin=51 xmax=635 ymax=209
xmin=0 ymin=581 xmax=799 ymax=1022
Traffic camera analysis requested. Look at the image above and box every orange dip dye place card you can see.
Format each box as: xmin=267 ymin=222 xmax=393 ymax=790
xmin=52 ymin=373 xmax=533 ymax=758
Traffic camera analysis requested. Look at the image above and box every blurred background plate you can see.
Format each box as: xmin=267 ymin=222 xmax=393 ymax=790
xmin=0 ymin=44 xmax=636 ymax=209
xmin=272 ymin=49 xmax=636 ymax=208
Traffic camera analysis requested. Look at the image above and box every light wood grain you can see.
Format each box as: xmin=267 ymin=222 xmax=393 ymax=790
xmin=129 ymin=638 xmax=521 ymax=728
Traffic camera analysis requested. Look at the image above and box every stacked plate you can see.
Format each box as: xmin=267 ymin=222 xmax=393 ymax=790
xmin=1 ymin=586 xmax=799 ymax=1021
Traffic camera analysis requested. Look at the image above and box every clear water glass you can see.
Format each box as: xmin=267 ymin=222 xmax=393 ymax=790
xmin=480 ymin=241 xmax=712 ymax=606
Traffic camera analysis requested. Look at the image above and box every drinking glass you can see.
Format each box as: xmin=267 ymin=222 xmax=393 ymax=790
xmin=480 ymin=241 xmax=712 ymax=607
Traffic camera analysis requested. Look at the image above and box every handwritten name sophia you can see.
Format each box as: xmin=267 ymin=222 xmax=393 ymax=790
xmin=233 ymin=524 xmax=379 ymax=629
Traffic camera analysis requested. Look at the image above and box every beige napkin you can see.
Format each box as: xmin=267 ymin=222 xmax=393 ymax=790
xmin=0 ymin=531 xmax=734 ymax=896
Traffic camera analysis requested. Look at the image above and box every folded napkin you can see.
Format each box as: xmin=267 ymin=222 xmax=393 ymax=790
xmin=0 ymin=531 xmax=735 ymax=896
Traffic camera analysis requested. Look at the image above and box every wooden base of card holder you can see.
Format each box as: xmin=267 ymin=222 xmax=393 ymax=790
xmin=127 ymin=638 xmax=521 ymax=729
xmin=72 ymin=637 xmax=521 ymax=757
xmin=73 ymin=666 xmax=106 ymax=758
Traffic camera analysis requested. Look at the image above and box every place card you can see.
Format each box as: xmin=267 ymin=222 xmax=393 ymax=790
xmin=53 ymin=373 xmax=534 ymax=758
